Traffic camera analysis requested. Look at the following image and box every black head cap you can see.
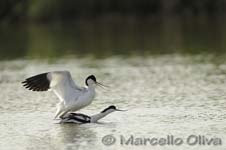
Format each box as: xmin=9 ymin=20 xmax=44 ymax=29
xmin=101 ymin=105 xmax=116 ymax=113
xmin=85 ymin=75 xmax=96 ymax=86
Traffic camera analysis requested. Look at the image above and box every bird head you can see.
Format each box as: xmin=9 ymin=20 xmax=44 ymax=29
xmin=101 ymin=105 xmax=126 ymax=114
xmin=85 ymin=75 xmax=108 ymax=88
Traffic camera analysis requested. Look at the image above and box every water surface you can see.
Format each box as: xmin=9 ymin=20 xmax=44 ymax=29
xmin=0 ymin=55 xmax=226 ymax=150
xmin=0 ymin=17 xmax=226 ymax=150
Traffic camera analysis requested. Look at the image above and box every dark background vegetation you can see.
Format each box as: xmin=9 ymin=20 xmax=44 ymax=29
xmin=0 ymin=0 xmax=226 ymax=60
xmin=0 ymin=0 xmax=226 ymax=23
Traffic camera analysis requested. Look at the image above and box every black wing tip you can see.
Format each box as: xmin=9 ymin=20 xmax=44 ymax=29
xmin=21 ymin=80 xmax=28 ymax=87
xmin=21 ymin=73 xmax=50 ymax=92
xmin=21 ymin=80 xmax=26 ymax=84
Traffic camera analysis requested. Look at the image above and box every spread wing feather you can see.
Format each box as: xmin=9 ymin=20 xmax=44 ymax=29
xmin=22 ymin=71 xmax=83 ymax=104
xmin=22 ymin=73 xmax=50 ymax=91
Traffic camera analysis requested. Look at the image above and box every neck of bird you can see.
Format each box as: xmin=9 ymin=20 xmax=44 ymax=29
xmin=90 ymin=111 xmax=112 ymax=123
xmin=87 ymin=84 xmax=95 ymax=90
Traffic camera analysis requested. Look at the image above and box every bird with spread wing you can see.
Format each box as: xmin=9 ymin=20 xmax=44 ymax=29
xmin=22 ymin=71 xmax=106 ymax=119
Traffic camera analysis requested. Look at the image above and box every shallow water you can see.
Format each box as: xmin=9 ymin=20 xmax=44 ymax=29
xmin=0 ymin=54 xmax=226 ymax=150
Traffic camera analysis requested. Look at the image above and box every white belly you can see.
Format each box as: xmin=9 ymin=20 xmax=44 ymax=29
xmin=67 ymin=89 xmax=95 ymax=112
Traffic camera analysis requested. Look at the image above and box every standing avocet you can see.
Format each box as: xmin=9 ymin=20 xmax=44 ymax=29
xmin=22 ymin=71 xmax=106 ymax=119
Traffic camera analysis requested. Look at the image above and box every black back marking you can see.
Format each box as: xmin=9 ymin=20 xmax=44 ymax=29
xmin=66 ymin=113 xmax=91 ymax=123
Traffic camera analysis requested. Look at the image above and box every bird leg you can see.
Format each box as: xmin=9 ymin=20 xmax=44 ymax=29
xmin=54 ymin=109 xmax=64 ymax=119
xmin=59 ymin=111 xmax=70 ymax=119
xmin=54 ymin=102 xmax=67 ymax=119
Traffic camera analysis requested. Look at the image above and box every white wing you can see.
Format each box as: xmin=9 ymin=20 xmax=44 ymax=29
xmin=22 ymin=71 xmax=83 ymax=105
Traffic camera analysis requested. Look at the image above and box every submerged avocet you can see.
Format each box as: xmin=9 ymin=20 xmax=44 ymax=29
xmin=22 ymin=71 xmax=106 ymax=119
xmin=59 ymin=105 xmax=124 ymax=124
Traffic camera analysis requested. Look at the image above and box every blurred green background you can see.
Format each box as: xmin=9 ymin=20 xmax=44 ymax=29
xmin=0 ymin=0 xmax=226 ymax=60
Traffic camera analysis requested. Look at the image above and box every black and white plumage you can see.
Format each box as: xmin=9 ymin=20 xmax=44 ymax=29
xmin=22 ymin=71 xmax=104 ymax=119
xmin=59 ymin=105 xmax=124 ymax=124
xmin=60 ymin=113 xmax=91 ymax=124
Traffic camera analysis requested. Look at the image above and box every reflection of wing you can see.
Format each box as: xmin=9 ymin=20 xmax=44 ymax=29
xmin=22 ymin=71 xmax=83 ymax=104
